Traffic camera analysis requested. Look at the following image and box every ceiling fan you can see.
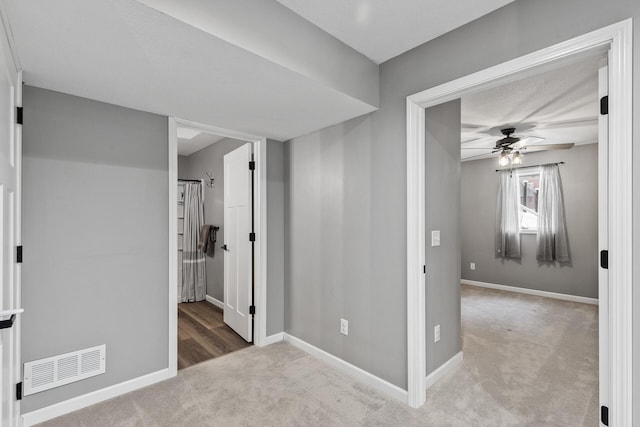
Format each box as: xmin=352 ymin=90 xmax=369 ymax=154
xmin=462 ymin=127 xmax=575 ymax=164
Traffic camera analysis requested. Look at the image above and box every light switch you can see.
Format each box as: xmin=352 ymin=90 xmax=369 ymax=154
xmin=431 ymin=230 xmax=440 ymax=247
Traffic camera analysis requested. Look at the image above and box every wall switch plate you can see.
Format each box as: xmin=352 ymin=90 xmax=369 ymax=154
xmin=434 ymin=325 xmax=440 ymax=342
xmin=431 ymin=230 xmax=441 ymax=247
xmin=340 ymin=318 xmax=349 ymax=336
xmin=470 ymin=263 xmax=476 ymax=270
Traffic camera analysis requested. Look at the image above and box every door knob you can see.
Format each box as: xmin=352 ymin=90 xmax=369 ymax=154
xmin=221 ymin=244 xmax=229 ymax=251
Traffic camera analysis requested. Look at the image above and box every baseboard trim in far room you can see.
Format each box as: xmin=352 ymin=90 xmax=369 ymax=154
xmin=461 ymin=279 xmax=598 ymax=305
xmin=21 ymin=369 xmax=171 ymax=427
xmin=425 ymin=351 xmax=463 ymax=390
xmin=263 ymin=332 xmax=284 ymax=346
xmin=205 ymin=294 xmax=224 ymax=309
xmin=283 ymin=333 xmax=408 ymax=404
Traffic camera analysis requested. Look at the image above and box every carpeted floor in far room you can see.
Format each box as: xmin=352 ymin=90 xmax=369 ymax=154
xmin=37 ymin=285 xmax=598 ymax=426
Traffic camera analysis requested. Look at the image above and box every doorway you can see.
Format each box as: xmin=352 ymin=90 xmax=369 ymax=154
xmin=168 ymin=118 xmax=268 ymax=374
xmin=405 ymin=19 xmax=633 ymax=424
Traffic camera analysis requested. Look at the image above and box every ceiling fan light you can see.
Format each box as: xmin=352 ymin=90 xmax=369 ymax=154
xmin=498 ymin=151 xmax=510 ymax=166
xmin=512 ymin=151 xmax=523 ymax=165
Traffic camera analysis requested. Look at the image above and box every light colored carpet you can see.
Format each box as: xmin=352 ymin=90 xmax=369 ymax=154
xmin=37 ymin=285 xmax=598 ymax=426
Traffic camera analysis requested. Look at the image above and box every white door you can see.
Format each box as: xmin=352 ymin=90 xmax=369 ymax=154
xmin=223 ymin=143 xmax=253 ymax=342
xmin=0 ymin=22 xmax=22 ymax=427
xmin=597 ymin=62 xmax=609 ymax=426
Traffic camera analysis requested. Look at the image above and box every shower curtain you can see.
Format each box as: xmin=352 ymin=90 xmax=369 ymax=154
xmin=182 ymin=182 xmax=206 ymax=302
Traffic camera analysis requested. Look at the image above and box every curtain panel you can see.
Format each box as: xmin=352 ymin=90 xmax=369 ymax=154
xmin=495 ymin=171 xmax=521 ymax=258
xmin=536 ymin=164 xmax=570 ymax=262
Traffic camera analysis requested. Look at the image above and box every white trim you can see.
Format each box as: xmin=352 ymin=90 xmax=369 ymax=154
xmin=425 ymin=352 xmax=463 ymax=390
xmin=168 ymin=118 xmax=178 ymax=379
xmin=283 ymin=333 xmax=408 ymax=404
xmin=205 ymin=295 xmax=224 ymax=310
xmin=461 ymin=279 xmax=598 ymax=305
xmin=169 ymin=118 xmax=269 ymax=351
xmin=406 ymin=98 xmax=426 ymax=408
xmin=21 ymin=369 xmax=170 ymax=427
xmin=263 ymin=332 xmax=284 ymax=346
xmin=253 ymin=137 xmax=268 ymax=347
xmin=406 ymin=20 xmax=633 ymax=421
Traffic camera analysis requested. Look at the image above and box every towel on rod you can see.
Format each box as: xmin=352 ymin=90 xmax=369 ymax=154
xmin=198 ymin=224 xmax=212 ymax=253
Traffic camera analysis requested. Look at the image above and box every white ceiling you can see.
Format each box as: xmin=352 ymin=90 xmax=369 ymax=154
xmin=177 ymin=130 xmax=225 ymax=156
xmin=460 ymin=54 xmax=603 ymax=162
xmin=274 ymin=0 xmax=514 ymax=63
xmin=5 ymin=0 xmax=377 ymax=142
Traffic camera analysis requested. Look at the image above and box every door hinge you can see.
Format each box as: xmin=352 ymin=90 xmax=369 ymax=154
xmin=16 ymin=246 xmax=22 ymax=263
xmin=249 ymin=305 xmax=255 ymax=315
xmin=601 ymin=405 xmax=608 ymax=426
xmin=600 ymin=96 xmax=608 ymax=115
xmin=16 ymin=106 xmax=23 ymax=125
xmin=249 ymin=161 xmax=255 ymax=170
xmin=423 ymin=265 xmax=426 ymax=274
xmin=16 ymin=382 xmax=22 ymax=401
xmin=249 ymin=232 xmax=255 ymax=242
xmin=600 ymin=250 xmax=608 ymax=269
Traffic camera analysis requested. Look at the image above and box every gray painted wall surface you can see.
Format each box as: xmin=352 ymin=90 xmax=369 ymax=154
xmin=425 ymin=100 xmax=461 ymax=375
xmin=266 ymin=140 xmax=285 ymax=336
xmin=178 ymin=138 xmax=246 ymax=300
xmin=461 ymin=144 xmax=599 ymax=298
xmin=22 ymin=86 xmax=168 ymax=412
xmin=286 ymin=0 xmax=640 ymax=406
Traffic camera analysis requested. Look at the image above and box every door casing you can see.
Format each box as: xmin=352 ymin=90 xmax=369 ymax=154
xmin=168 ymin=117 xmax=268 ymax=378
xmin=406 ymin=19 xmax=633 ymax=426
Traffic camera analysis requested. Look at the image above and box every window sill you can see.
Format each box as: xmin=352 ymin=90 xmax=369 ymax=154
xmin=520 ymin=229 xmax=537 ymax=235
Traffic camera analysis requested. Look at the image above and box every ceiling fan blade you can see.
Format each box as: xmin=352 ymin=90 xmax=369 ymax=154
xmin=511 ymin=136 xmax=547 ymax=149
xmin=522 ymin=143 xmax=575 ymax=152
xmin=463 ymin=152 xmax=497 ymax=161
xmin=461 ymin=147 xmax=497 ymax=150
xmin=533 ymin=118 xmax=597 ymax=130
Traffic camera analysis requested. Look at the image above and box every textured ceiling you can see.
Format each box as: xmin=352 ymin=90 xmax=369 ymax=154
xmin=5 ymin=0 xmax=376 ymax=141
xmin=460 ymin=54 xmax=603 ymax=162
xmin=274 ymin=0 xmax=514 ymax=63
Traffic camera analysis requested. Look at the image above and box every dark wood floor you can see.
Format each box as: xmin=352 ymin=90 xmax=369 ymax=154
xmin=178 ymin=301 xmax=251 ymax=370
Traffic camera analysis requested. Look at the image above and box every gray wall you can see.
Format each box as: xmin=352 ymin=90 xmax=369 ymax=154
xmin=266 ymin=140 xmax=285 ymax=336
xmin=461 ymin=144 xmax=599 ymax=298
xmin=178 ymin=138 xmax=246 ymax=300
xmin=286 ymin=0 xmax=640 ymax=405
xmin=22 ymin=86 xmax=168 ymax=412
xmin=425 ymin=100 xmax=461 ymax=374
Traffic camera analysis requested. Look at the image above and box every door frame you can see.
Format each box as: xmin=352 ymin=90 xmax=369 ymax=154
xmin=167 ymin=117 xmax=268 ymax=377
xmin=405 ymin=19 xmax=633 ymax=425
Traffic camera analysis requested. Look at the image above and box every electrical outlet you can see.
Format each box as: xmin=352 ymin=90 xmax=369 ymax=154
xmin=470 ymin=262 xmax=476 ymax=270
xmin=340 ymin=318 xmax=349 ymax=336
xmin=434 ymin=325 xmax=440 ymax=343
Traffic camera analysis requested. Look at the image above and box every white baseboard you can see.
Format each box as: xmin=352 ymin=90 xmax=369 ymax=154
xmin=263 ymin=332 xmax=284 ymax=346
xmin=283 ymin=333 xmax=408 ymax=404
xmin=425 ymin=351 xmax=463 ymax=389
xmin=22 ymin=369 xmax=171 ymax=426
xmin=461 ymin=279 xmax=598 ymax=305
xmin=205 ymin=295 xmax=224 ymax=309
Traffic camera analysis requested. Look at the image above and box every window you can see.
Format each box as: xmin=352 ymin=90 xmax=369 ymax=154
xmin=517 ymin=169 xmax=540 ymax=233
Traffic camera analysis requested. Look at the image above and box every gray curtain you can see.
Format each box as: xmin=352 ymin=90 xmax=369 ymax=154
xmin=496 ymin=171 xmax=521 ymax=258
xmin=182 ymin=183 xmax=206 ymax=302
xmin=536 ymin=165 xmax=570 ymax=262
